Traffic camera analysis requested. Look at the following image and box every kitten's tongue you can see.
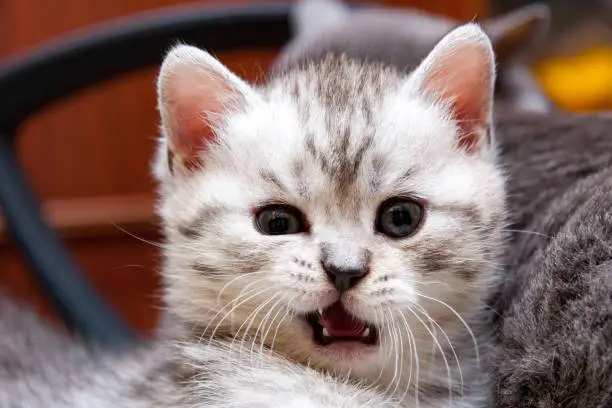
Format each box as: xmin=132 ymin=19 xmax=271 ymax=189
xmin=320 ymin=302 xmax=366 ymax=338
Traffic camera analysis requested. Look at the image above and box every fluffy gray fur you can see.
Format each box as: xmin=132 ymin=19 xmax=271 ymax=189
xmin=492 ymin=112 xmax=612 ymax=407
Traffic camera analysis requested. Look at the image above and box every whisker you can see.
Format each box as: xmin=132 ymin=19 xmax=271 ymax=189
xmin=245 ymin=296 xmax=281 ymax=367
xmin=201 ymin=279 xmax=264 ymax=339
xmin=397 ymin=310 xmax=420 ymax=408
xmin=390 ymin=307 xmax=414 ymax=405
xmin=260 ymin=294 xmax=296 ymax=355
xmin=502 ymin=228 xmax=551 ymax=238
xmin=205 ymin=284 xmax=270 ymax=345
xmin=200 ymin=287 xmax=261 ymax=345
xmin=415 ymin=292 xmax=480 ymax=369
xmin=407 ymin=306 xmax=453 ymax=403
xmin=387 ymin=306 xmax=405 ymax=398
xmin=370 ymin=308 xmax=388 ymax=387
xmin=270 ymin=307 xmax=294 ymax=352
xmin=410 ymin=280 xmax=502 ymax=317
xmin=235 ymin=292 xmax=279 ymax=355
xmin=412 ymin=304 xmax=465 ymax=397
xmin=251 ymin=295 xmax=285 ymax=357
xmin=382 ymin=307 xmax=400 ymax=395
xmin=217 ymin=271 xmax=269 ymax=306
xmin=112 ymin=223 xmax=165 ymax=248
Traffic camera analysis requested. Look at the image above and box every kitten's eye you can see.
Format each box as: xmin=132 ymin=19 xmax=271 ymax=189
xmin=376 ymin=198 xmax=424 ymax=238
xmin=255 ymin=205 xmax=306 ymax=235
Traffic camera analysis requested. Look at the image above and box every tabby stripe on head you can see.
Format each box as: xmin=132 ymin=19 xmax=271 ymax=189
xmin=419 ymin=247 xmax=454 ymax=274
xmin=305 ymin=135 xmax=332 ymax=174
xmin=370 ymin=155 xmax=386 ymax=192
xmin=259 ymin=170 xmax=286 ymax=191
xmin=291 ymin=161 xmax=310 ymax=199
xmin=333 ymin=132 xmax=374 ymax=195
xmin=304 ymin=130 xmax=375 ymax=195
xmin=407 ymin=237 xmax=480 ymax=280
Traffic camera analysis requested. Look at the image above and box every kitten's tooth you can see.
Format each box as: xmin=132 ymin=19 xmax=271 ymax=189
xmin=362 ymin=328 xmax=370 ymax=337
xmin=318 ymin=308 xmax=323 ymax=315
xmin=322 ymin=328 xmax=329 ymax=337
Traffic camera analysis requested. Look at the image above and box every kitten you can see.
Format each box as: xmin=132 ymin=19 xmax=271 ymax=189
xmin=154 ymin=22 xmax=504 ymax=407
xmin=0 ymin=23 xmax=505 ymax=407
xmin=275 ymin=0 xmax=552 ymax=114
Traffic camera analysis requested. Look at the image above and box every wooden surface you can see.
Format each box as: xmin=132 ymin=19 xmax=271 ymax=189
xmin=0 ymin=0 xmax=487 ymax=334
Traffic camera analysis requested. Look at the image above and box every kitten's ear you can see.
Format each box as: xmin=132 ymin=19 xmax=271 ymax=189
xmin=293 ymin=0 xmax=348 ymax=37
xmin=410 ymin=24 xmax=495 ymax=153
xmin=157 ymin=44 xmax=254 ymax=174
xmin=485 ymin=4 xmax=550 ymax=66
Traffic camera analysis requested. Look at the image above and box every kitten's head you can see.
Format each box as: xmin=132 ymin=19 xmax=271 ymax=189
xmin=155 ymin=24 xmax=505 ymax=380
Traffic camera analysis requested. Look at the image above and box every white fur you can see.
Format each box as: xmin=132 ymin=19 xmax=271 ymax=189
xmin=155 ymin=24 xmax=504 ymax=407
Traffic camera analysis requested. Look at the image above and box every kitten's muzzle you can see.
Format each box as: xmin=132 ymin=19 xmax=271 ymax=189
xmin=320 ymin=247 xmax=371 ymax=294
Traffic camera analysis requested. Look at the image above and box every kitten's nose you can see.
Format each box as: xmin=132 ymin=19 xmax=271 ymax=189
xmin=321 ymin=242 xmax=372 ymax=294
xmin=322 ymin=262 xmax=369 ymax=294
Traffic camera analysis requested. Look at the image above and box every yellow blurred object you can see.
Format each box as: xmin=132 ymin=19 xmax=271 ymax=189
xmin=534 ymin=47 xmax=612 ymax=112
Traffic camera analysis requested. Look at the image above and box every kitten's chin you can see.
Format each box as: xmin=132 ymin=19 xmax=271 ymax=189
xmin=311 ymin=340 xmax=379 ymax=363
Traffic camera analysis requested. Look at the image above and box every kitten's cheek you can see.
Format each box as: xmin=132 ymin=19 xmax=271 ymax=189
xmin=345 ymin=279 xmax=419 ymax=320
xmin=267 ymin=267 xmax=337 ymax=314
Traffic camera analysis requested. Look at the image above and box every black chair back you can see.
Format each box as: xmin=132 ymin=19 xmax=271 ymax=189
xmin=0 ymin=3 xmax=291 ymax=347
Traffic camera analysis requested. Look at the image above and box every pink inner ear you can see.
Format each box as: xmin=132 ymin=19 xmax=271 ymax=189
xmin=164 ymin=70 xmax=239 ymax=171
xmin=170 ymin=95 xmax=217 ymax=171
xmin=448 ymin=84 xmax=488 ymax=153
xmin=421 ymin=46 xmax=493 ymax=153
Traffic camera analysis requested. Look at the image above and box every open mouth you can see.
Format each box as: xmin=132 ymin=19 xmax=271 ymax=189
xmin=306 ymin=301 xmax=378 ymax=346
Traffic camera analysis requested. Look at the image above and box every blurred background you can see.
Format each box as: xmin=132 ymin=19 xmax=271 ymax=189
xmin=0 ymin=0 xmax=610 ymax=336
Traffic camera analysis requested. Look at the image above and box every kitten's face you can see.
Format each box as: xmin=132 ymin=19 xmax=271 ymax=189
xmin=156 ymin=25 xmax=504 ymax=381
